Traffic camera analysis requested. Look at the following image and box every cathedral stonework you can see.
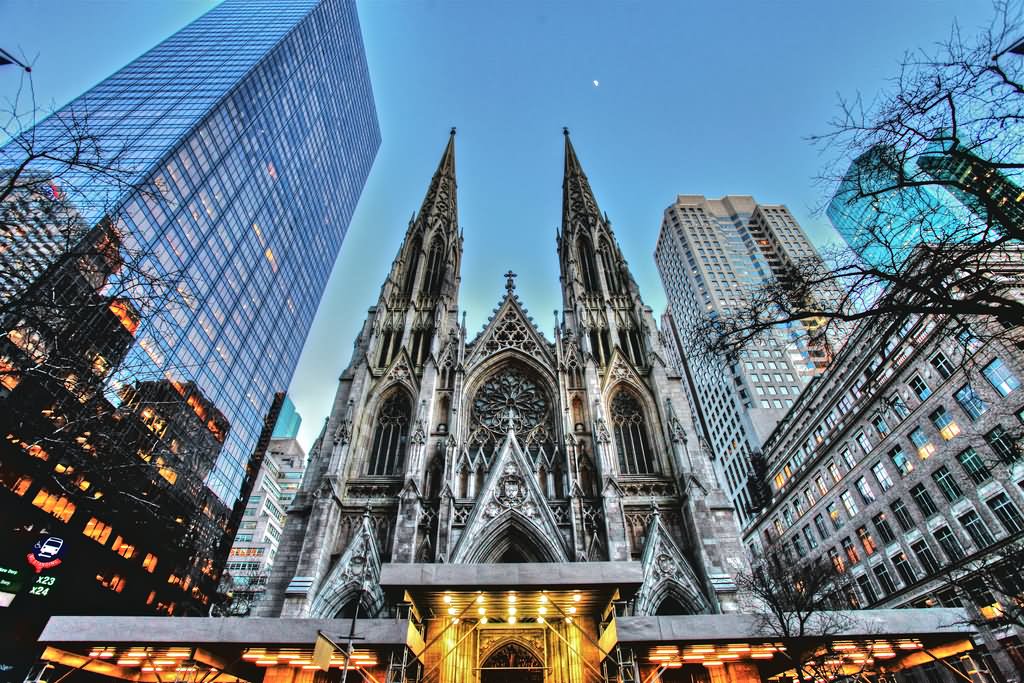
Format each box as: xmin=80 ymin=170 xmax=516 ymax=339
xmin=259 ymin=129 xmax=753 ymax=679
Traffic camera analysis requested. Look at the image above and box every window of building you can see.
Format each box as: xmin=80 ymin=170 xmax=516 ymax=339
xmin=30 ymin=488 xmax=76 ymax=523
xmin=909 ymin=375 xmax=932 ymax=401
xmin=987 ymin=493 xmax=1024 ymax=533
xmin=827 ymin=502 xmax=844 ymax=530
xmin=111 ymin=536 xmax=135 ymax=559
xmin=909 ymin=427 xmax=936 ymax=459
xmin=855 ymin=431 xmax=871 ymax=455
xmin=930 ymin=352 xmax=954 ymax=379
xmin=874 ymin=563 xmax=898 ymax=594
xmin=889 ymin=446 xmax=914 ymax=477
xmin=828 ymin=460 xmax=842 ymax=483
xmin=889 ymin=394 xmax=910 ymax=419
xmin=872 ymin=512 xmax=896 ymax=544
xmin=956 ymin=448 xmax=991 ymax=485
xmin=932 ymin=466 xmax=964 ymax=502
xmin=841 ymin=490 xmax=859 ymax=517
xmin=802 ymin=524 xmax=818 ymax=550
xmin=841 ymin=448 xmax=857 ymax=470
xmin=958 ymin=510 xmax=995 ymax=548
xmin=910 ymin=484 xmax=939 ymax=517
xmin=368 ymin=391 xmax=411 ymax=476
xmin=814 ymin=514 xmax=829 ymax=539
xmin=855 ymin=477 xmax=876 ymax=504
xmin=815 ymin=476 xmax=828 ymax=497
xmin=934 ymin=526 xmax=965 ymax=562
xmin=911 ymin=539 xmax=942 ymax=574
xmin=929 ymin=407 xmax=961 ymax=441
xmin=857 ymin=526 xmax=877 ymax=555
xmin=871 ymin=412 xmax=890 ymax=437
xmin=83 ymin=517 xmax=113 ymax=545
xmin=954 ymin=384 xmax=988 ymax=421
xmin=96 ymin=572 xmax=126 ymax=593
xmin=983 ymin=358 xmax=1020 ymax=397
xmin=985 ymin=425 xmax=1019 ymax=463
xmin=142 ymin=553 xmax=158 ymax=573
xmin=842 ymin=536 xmax=860 ymax=564
xmin=783 ymin=507 xmax=795 ymax=527
xmin=871 ymin=462 xmax=894 ymax=491
xmin=892 ymin=551 xmax=917 ymax=586
xmin=856 ymin=574 xmax=878 ymax=604
xmin=803 ymin=487 xmax=816 ymax=508
xmin=611 ymin=389 xmax=657 ymax=474
xmin=829 ymin=548 xmax=845 ymax=573
xmin=891 ymin=499 xmax=915 ymax=531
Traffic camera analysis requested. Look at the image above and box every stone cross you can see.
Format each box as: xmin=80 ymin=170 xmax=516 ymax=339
xmin=504 ymin=270 xmax=517 ymax=292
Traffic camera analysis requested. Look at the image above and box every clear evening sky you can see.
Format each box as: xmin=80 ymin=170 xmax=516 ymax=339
xmin=0 ymin=0 xmax=996 ymax=453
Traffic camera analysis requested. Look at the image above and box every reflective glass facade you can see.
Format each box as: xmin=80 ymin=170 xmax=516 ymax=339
xmin=2 ymin=0 xmax=380 ymax=501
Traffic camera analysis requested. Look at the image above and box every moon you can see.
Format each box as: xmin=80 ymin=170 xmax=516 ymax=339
xmin=592 ymin=80 xmax=600 ymax=87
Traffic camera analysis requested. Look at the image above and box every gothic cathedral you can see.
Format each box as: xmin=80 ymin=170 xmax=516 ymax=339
xmin=261 ymin=130 xmax=748 ymax=629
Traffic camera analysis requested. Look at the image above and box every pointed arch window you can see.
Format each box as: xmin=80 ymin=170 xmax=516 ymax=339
xmin=599 ymin=239 xmax=622 ymax=294
xmin=368 ymin=392 xmax=411 ymax=475
xmin=424 ymin=236 xmax=446 ymax=296
xmin=576 ymin=236 xmax=600 ymax=292
xmin=402 ymin=236 xmax=422 ymax=297
xmin=611 ymin=390 xmax=656 ymax=474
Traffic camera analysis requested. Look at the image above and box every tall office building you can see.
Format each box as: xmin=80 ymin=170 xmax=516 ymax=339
xmin=272 ymin=396 xmax=303 ymax=440
xmin=0 ymin=0 xmax=377 ymax=672
xmin=826 ymin=146 xmax=958 ymax=272
xmin=0 ymin=0 xmax=379 ymax=500
xmin=655 ymin=195 xmax=828 ymax=526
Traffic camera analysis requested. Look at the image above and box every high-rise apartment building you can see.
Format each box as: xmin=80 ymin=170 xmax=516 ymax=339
xmin=224 ymin=436 xmax=307 ymax=614
xmin=1 ymin=0 xmax=380 ymax=502
xmin=655 ymin=195 xmax=828 ymax=525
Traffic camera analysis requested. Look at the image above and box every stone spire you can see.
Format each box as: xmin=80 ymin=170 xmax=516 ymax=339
xmin=561 ymin=127 xmax=601 ymax=235
xmin=416 ymin=127 xmax=458 ymax=231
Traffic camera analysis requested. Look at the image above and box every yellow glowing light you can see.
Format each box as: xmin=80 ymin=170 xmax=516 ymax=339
xmin=508 ymin=616 xmax=517 ymax=624
xmin=507 ymin=607 xmax=517 ymax=616
xmin=537 ymin=616 xmax=545 ymax=624
xmin=573 ymin=592 xmax=581 ymax=602
xmin=443 ymin=594 xmax=452 ymax=604
xmin=480 ymin=617 xmax=488 ymax=624
xmin=447 ymin=607 xmax=457 ymax=615
xmin=451 ymin=617 xmax=460 ymax=624
xmin=538 ymin=606 xmax=547 ymax=615
xmin=476 ymin=595 xmax=485 ymax=604
xmin=568 ymin=606 xmax=577 ymax=614
xmin=539 ymin=594 xmax=548 ymax=604
xmin=478 ymin=607 xmax=486 ymax=615
xmin=507 ymin=594 xmax=517 ymax=603
xmin=564 ymin=617 xmax=573 ymax=624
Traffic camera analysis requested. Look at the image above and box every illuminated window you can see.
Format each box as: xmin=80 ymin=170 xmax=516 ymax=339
xmin=31 ymin=488 xmax=76 ymax=522
xmin=108 ymin=299 xmax=139 ymax=335
xmin=840 ymin=490 xmax=859 ymax=517
xmin=83 ymin=517 xmax=113 ymax=545
xmin=929 ymin=407 xmax=960 ymax=441
xmin=827 ymin=502 xmax=844 ymax=530
xmin=0 ymin=356 xmax=20 ymax=390
xmin=96 ymin=572 xmax=126 ymax=593
xmin=4 ymin=473 xmax=32 ymax=497
xmin=829 ymin=548 xmax=845 ymax=573
xmin=842 ymin=536 xmax=860 ymax=564
xmin=857 ymin=526 xmax=877 ymax=555
xmin=143 ymin=553 xmax=158 ymax=573
xmin=909 ymin=428 xmax=936 ymax=459
xmin=111 ymin=536 xmax=136 ymax=559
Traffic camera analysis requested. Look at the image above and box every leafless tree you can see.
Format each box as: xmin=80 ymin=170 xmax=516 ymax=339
xmin=738 ymin=545 xmax=882 ymax=683
xmin=698 ymin=2 xmax=1024 ymax=363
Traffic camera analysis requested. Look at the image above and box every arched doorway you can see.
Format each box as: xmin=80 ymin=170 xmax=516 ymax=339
xmin=480 ymin=642 xmax=543 ymax=683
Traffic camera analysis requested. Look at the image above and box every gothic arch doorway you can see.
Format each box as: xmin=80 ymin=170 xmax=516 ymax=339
xmin=480 ymin=642 xmax=543 ymax=683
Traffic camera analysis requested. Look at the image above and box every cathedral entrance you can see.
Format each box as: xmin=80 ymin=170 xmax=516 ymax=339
xmin=479 ymin=642 xmax=544 ymax=683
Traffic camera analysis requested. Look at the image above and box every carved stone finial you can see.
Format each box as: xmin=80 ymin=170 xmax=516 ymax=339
xmin=563 ymin=127 xmax=570 ymax=136
xmin=450 ymin=127 xmax=456 ymax=136
xmin=504 ymin=270 xmax=517 ymax=292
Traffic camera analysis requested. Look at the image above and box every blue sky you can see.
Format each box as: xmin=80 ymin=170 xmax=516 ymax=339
xmin=0 ymin=0 xmax=995 ymax=452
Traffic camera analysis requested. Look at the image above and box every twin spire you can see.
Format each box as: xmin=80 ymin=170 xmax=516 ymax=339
xmin=416 ymin=126 xmax=602 ymax=235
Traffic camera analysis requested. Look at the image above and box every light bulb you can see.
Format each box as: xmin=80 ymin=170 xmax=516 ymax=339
xmin=508 ymin=616 xmax=517 ymax=624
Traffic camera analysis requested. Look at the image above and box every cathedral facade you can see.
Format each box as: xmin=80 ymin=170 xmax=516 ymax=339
xmin=259 ymin=129 xmax=752 ymax=678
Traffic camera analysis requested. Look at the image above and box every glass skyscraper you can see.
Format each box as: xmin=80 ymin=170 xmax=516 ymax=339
xmin=3 ymin=0 xmax=380 ymax=501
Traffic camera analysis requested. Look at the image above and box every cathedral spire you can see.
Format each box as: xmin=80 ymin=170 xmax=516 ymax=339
xmin=561 ymin=127 xmax=601 ymax=235
xmin=416 ymin=127 xmax=458 ymax=230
